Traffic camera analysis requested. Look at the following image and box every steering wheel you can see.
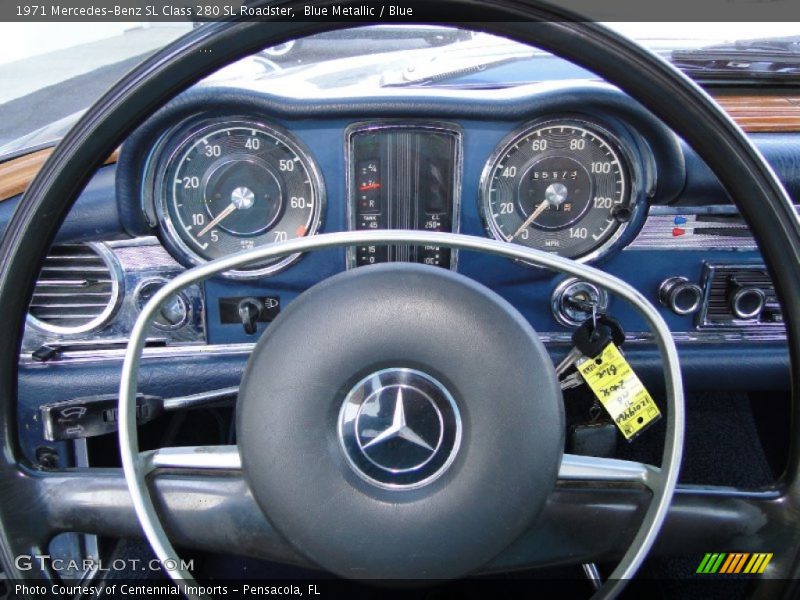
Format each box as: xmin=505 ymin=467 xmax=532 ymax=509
xmin=1 ymin=2 xmax=799 ymax=599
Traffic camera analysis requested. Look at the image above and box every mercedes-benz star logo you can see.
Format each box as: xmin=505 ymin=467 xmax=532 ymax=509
xmin=338 ymin=369 xmax=462 ymax=490
xmin=357 ymin=385 xmax=441 ymax=471
xmin=362 ymin=388 xmax=434 ymax=451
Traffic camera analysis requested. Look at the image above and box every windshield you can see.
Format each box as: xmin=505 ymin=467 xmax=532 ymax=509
xmin=0 ymin=22 xmax=797 ymax=155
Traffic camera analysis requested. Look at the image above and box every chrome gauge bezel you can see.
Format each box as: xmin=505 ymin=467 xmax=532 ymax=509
xmin=152 ymin=117 xmax=325 ymax=279
xmin=479 ymin=117 xmax=644 ymax=266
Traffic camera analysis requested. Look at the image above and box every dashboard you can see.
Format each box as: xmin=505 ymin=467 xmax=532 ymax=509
xmin=3 ymin=22 xmax=800 ymax=590
xmin=11 ymin=79 xmax=794 ymax=405
xmin=139 ymin=94 xmax=655 ymax=276
xmin=143 ymin=111 xmax=641 ymax=275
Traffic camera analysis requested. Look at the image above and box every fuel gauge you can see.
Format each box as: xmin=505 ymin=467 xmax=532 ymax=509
xmin=347 ymin=123 xmax=461 ymax=269
xmin=356 ymin=159 xmax=382 ymax=214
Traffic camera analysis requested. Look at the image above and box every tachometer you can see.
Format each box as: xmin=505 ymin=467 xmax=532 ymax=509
xmin=155 ymin=119 xmax=324 ymax=278
xmin=480 ymin=119 xmax=637 ymax=262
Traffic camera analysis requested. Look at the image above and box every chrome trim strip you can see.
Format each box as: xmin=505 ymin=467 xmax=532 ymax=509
xmin=648 ymin=205 xmax=740 ymax=216
xmin=19 ymin=327 xmax=787 ymax=366
xmin=673 ymin=484 xmax=781 ymax=500
xmin=549 ymin=330 xmax=787 ymax=343
xmin=20 ymin=342 xmax=247 ymax=365
xmin=663 ymin=330 xmax=785 ymax=343
xmin=628 ymin=205 xmax=800 ymax=251
xmin=105 ymin=236 xmax=169 ymax=249
xmin=119 ymin=230 xmax=684 ymax=591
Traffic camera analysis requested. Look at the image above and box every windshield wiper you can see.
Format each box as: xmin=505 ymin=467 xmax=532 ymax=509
xmin=672 ymin=36 xmax=800 ymax=80
xmin=381 ymin=47 xmax=537 ymax=87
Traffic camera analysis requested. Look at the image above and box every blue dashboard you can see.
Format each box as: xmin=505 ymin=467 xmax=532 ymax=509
xmin=117 ymin=82 xmax=791 ymax=352
xmin=9 ymin=75 xmax=797 ymax=465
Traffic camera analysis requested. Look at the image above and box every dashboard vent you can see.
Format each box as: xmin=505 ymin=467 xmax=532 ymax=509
xmin=28 ymin=243 xmax=122 ymax=334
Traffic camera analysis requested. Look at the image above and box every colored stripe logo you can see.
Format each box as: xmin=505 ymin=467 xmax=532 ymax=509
xmin=696 ymin=552 xmax=773 ymax=574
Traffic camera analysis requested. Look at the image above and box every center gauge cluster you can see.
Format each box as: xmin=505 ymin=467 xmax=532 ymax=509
xmin=346 ymin=122 xmax=462 ymax=269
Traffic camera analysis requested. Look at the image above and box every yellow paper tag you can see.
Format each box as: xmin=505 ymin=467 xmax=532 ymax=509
xmin=577 ymin=343 xmax=661 ymax=441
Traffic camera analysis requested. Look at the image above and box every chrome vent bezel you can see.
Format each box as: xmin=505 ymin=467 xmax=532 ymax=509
xmin=27 ymin=243 xmax=123 ymax=335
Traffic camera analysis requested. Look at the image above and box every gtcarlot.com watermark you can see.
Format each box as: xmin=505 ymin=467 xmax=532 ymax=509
xmin=11 ymin=555 xmax=324 ymax=598
xmin=15 ymin=553 xmax=194 ymax=573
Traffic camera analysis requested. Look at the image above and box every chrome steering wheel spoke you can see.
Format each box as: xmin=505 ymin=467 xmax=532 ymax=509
xmin=141 ymin=445 xmax=242 ymax=473
xmin=142 ymin=447 xmax=658 ymax=489
xmin=559 ymin=453 xmax=659 ymax=490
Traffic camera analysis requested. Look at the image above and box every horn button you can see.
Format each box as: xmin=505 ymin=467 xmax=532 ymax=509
xmin=237 ymin=263 xmax=564 ymax=579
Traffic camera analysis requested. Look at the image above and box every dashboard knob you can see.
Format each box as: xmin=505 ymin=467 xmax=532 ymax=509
xmin=658 ymin=277 xmax=703 ymax=316
xmin=159 ymin=296 xmax=189 ymax=328
xmin=135 ymin=279 xmax=190 ymax=329
xmin=729 ymin=285 xmax=766 ymax=320
xmin=238 ymin=297 xmax=264 ymax=335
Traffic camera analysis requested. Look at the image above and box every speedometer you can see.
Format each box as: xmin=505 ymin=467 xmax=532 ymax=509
xmin=155 ymin=119 xmax=324 ymax=278
xmin=480 ymin=119 xmax=637 ymax=262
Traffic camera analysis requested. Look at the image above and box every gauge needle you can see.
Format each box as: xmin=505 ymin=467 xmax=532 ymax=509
xmin=511 ymin=199 xmax=550 ymax=240
xmin=197 ymin=203 xmax=237 ymax=238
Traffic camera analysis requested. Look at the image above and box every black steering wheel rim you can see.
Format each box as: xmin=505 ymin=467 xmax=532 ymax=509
xmin=0 ymin=0 xmax=799 ymax=594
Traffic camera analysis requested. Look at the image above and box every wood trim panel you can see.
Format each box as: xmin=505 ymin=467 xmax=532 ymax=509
xmin=713 ymin=94 xmax=800 ymax=133
xmin=0 ymin=147 xmax=119 ymax=203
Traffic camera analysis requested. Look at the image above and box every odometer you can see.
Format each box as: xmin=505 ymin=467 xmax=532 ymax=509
xmin=155 ymin=119 xmax=324 ymax=278
xmin=480 ymin=119 xmax=635 ymax=262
